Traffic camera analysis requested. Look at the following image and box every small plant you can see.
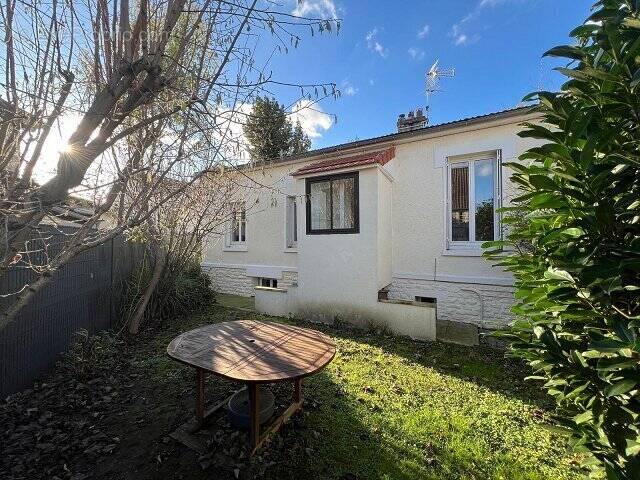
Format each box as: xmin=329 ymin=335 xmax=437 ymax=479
xmin=484 ymin=2 xmax=640 ymax=478
xmin=63 ymin=329 xmax=117 ymax=377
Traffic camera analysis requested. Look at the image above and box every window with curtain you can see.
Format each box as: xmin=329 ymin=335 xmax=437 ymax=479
xmin=305 ymin=172 xmax=359 ymax=234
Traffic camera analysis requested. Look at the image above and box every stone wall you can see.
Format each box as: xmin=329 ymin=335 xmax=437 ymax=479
xmin=387 ymin=277 xmax=514 ymax=329
xmin=280 ymin=271 xmax=298 ymax=288
xmin=203 ymin=265 xmax=254 ymax=297
xmin=203 ymin=265 xmax=298 ymax=297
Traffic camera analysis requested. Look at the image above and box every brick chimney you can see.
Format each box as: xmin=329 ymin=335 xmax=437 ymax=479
xmin=397 ymin=107 xmax=428 ymax=133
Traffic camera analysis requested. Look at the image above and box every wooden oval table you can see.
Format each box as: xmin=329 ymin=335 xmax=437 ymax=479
xmin=167 ymin=320 xmax=336 ymax=454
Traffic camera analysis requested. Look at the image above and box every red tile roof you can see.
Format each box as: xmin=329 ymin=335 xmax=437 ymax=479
xmin=292 ymin=147 xmax=395 ymax=176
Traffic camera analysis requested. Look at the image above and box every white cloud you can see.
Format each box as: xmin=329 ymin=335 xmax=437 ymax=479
xmin=417 ymin=24 xmax=430 ymax=38
xmin=289 ymin=100 xmax=333 ymax=139
xmin=213 ymin=103 xmax=254 ymax=162
xmin=449 ymin=0 xmax=521 ymax=46
xmin=449 ymin=22 xmax=479 ymax=47
xmin=479 ymin=0 xmax=508 ymax=7
xmin=292 ymin=0 xmax=338 ymax=19
xmin=365 ymin=28 xmax=388 ymax=58
xmin=407 ymin=47 xmax=425 ymax=60
xmin=341 ymin=79 xmax=358 ymax=96
xmin=454 ymin=34 xmax=468 ymax=46
xmin=344 ymin=85 xmax=357 ymax=96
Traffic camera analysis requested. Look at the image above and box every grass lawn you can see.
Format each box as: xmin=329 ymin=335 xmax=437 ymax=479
xmin=1 ymin=300 xmax=585 ymax=480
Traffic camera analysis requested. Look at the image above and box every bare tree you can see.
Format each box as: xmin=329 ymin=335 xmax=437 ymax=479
xmin=124 ymin=168 xmax=236 ymax=334
xmin=0 ymin=0 xmax=340 ymax=329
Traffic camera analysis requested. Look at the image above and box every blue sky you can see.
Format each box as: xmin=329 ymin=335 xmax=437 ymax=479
xmin=265 ymin=0 xmax=592 ymax=150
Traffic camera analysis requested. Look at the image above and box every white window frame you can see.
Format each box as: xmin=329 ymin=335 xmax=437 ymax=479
xmin=225 ymin=202 xmax=247 ymax=250
xmin=284 ymin=195 xmax=298 ymax=251
xmin=445 ymin=150 xmax=502 ymax=252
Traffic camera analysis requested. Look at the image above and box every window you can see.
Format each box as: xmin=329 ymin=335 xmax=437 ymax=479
xmin=285 ymin=196 xmax=298 ymax=249
xmin=230 ymin=202 xmax=246 ymax=244
xmin=415 ymin=296 xmax=436 ymax=304
xmin=260 ymin=278 xmax=278 ymax=288
xmin=446 ymin=154 xmax=500 ymax=249
xmin=305 ymin=172 xmax=359 ymax=234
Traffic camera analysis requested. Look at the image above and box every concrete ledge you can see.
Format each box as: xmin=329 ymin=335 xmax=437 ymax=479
xmin=254 ymin=286 xmax=288 ymax=293
xmin=375 ymin=301 xmax=436 ymax=341
xmin=255 ymin=287 xmax=297 ymax=317
xmin=378 ymin=298 xmax=435 ymax=308
xmin=436 ymin=319 xmax=479 ymax=346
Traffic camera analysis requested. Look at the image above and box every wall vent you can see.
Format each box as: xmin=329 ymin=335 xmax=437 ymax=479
xmin=415 ymin=296 xmax=436 ymax=304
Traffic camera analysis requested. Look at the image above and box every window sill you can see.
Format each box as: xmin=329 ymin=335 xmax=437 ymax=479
xmin=223 ymin=244 xmax=248 ymax=252
xmin=284 ymin=247 xmax=298 ymax=253
xmin=254 ymin=286 xmax=287 ymax=293
xmin=442 ymin=249 xmax=484 ymax=257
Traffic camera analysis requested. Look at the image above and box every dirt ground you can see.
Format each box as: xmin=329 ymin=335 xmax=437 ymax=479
xmin=1 ymin=306 xmax=305 ymax=480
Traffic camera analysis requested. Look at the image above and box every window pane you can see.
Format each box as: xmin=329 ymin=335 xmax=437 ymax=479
xmin=310 ymin=181 xmax=331 ymax=230
xmin=451 ymin=165 xmax=469 ymax=241
xmin=231 ymin=203 xmax=246 ymax=243
xmin=240 ymin=209 xmax=246 ymax=242
xmin=331 ymin=177 xmax=355 ymax=229
xmin=286 ymin=196 xmax=297 ymax=247
xmin=474 ymin=159 xmax=494 ymax=241
xmin=232 ymin=216 xmax=239 ymax=242
xmin=293 ymin=200 xmax=297 ymax=242
xmin=232 ymin=207 xmax=240 ymax=242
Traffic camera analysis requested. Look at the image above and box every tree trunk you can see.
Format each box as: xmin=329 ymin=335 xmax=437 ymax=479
xmin=128 ymin=243 xmax=166 ymax=334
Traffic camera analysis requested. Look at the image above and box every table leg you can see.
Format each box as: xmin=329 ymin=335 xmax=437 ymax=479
xmin=294 ymin=378 xmax=303 ymax=404
xmin=195 ymin=368 xmax=206 ymax=426
xmin=248 ymin=383 xmax=260 ymax=453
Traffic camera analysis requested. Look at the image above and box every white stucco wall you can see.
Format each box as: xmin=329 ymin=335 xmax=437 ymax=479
xmin=384 ymin=122 xmax=521 ymax=285
xmin=295 ymin=166 xmax=381 ymax=322
xmin=201 ymin=160 xmax=306 ymax=297
xmin=377 ymin=168 xmax=393 ymax=290
xmin=202 ymin=111 xmax=542 ymax=331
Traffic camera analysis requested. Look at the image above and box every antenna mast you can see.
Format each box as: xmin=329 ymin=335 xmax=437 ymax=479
xmin=425 ymin=60 xmax=455 ymax=109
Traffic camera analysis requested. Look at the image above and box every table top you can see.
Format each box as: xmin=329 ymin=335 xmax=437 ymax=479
xmin=166 ymin=320 xmax=336 ymax=383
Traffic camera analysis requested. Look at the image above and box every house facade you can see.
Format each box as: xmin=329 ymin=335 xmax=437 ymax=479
xmin=202 ymin=106 xmax=540 ymax=344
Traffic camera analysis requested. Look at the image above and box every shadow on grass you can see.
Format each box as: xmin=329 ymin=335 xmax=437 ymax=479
xmin=90 ymin=303 xmax=573 ymax=480
xmin=188 ymin=301 xmax=546 ymax=408
xmin=278 ymin=316 xmax=551 ymax=410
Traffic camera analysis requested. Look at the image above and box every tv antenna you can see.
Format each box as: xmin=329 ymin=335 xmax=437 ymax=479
xmin=426 ymin=60 xmax=455 ymax=107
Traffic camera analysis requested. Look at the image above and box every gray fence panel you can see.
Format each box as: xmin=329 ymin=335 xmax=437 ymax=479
xmin=0 ymin=235 xmax=144 ymax=398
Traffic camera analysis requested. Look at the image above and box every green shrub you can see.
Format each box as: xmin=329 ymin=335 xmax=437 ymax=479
xmin=484 ymin=2 xmax=640 ymax=478
xmin=123 ymin=260 xmax=214 ymax=326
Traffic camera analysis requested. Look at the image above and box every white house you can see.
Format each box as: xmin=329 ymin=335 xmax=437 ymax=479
xmin=202 ymin=106 xmax=540 ymax=345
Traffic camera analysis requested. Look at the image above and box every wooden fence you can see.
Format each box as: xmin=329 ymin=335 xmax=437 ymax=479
xmin=0 ymin=235 xmax=145 ymax=397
